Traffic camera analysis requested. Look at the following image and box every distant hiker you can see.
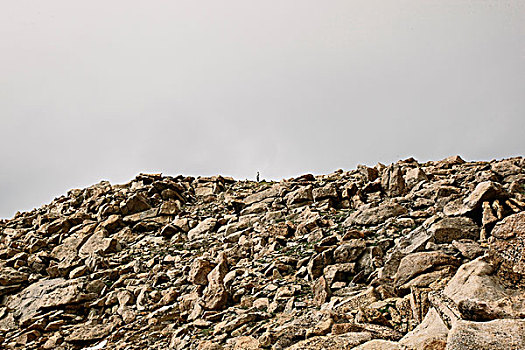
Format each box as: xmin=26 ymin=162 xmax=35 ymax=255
xmin=256 ymin=172 xmax=260 ymax=182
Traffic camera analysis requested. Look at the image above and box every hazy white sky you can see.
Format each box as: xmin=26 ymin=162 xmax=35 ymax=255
xmin=1 ymin=0 xmax=524 ymax=218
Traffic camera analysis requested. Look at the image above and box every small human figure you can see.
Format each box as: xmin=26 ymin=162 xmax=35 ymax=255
xmin=256 ymin=172 xmax=260 ymax=182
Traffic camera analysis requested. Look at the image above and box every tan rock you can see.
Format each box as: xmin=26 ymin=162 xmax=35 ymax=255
xmin=444 ymin=257 xmax=525 ymax=320
xmin=202 ymin=253 xmax=229 ymax=310
xmin=0 ymin=267 xmax=28 ymax=286
xmin=400 ymin=308 xmax=448 ymax=349
xmin=463 ymin=181 xmax=506 ymax=212
xmin=344 ymin=202 xmax=408 ymax=226
xmin=446 ymin=319 xmax=525 ymax=350
xmin=65 ymin=321 xmax=116 ymax=343
xmin=7 ymin=278 xmax=89 ymax=326
xmin=188 ymin=218 xmax=217 ymax=240
xmin=286 ymin=332 xmax=373 ymax=350
xmin=233 ymin=336 xmax=260 ymax=350
xmin=189 ymin=258 xmax=215 ymax=285
xmin=78 ymin=228 xmax=120 ymax=258
xmin=489 ymin=211 xmax=525 ymax=275
xmin=404 ymin=167 xmax=428 ymax=188
xmin=333 ymin=239 xmax=366 ymax=263
xmin=428 ymin=217 xmax=479 ymax=244
xmin=381 ymin=164 xmax=406 ymax=197
xmin=353 ymin=339 xmax=402 ymax=349
xmin=394 ymin=252 xmax=460 ymax=289
xmin=121 ymin=193 xmax=151 ymax=214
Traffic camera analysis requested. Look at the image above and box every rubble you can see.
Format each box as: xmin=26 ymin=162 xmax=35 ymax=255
xmin=0 ymin=157 xmax=524 ymax=349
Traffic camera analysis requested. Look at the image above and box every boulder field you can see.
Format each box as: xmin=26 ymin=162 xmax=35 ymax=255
xmin=1 ymin=156 xmax=525 ymax=349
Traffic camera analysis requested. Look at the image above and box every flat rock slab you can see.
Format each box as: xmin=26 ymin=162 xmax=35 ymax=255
xmin=489 ymin=211 xmax=525 ymax=275
xmin=344 ymin=202 xmax=407 ymax=226
xmin=6 ymin=278 xmax=87 ymax=325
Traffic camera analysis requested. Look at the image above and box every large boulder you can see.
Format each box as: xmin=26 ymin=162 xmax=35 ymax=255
xmin=444 ymin=257 xmax=525 ymax=321
xmin=489 ymin=211 xmax=525 ymax=275
xmin=446 ymin=319 xmax=525 ymax=350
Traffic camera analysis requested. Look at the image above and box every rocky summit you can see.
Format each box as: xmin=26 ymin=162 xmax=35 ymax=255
xmin=1 ymin=156 xmax=525 ymax=350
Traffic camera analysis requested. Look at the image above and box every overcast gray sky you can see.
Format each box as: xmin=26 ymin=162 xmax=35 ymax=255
xmin=1 ymin=0 xmax=524 ymax=218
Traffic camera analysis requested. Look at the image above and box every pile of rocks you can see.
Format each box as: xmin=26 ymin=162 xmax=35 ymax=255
xmin=1 ymin=156 xmax=524 ymax=349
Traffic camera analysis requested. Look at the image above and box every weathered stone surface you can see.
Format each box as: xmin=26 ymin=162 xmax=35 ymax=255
xmin=489 ymin=211 xmax=525 ymax=275
xmin=444 ymin=257 xmax=525 ymax=320
xmin=202 ymin=253 xmax=229 ymax=310
xmin=344 ymin=202 xmax=408 ymax=226
xmin=79 ymin=228 xmax=120 ymax=258
xmin=463 ymin=181 xmax=506 ymax=212
xmin=446 ymin=319 xmax=525 ymax=350
xmin=7 ymin=278 xmax=89 ymax=325
xmin=286 ymin=185 xmax=314 ymax=207
xmin=0 ymin=267 xmax=29 ymax=286
xmin=399 ymin=307 xmax=448 ymax=349
xmin=188 ymin=217 xmax=217 ymax=240
xmin=394 ymin=251 xmax=460 ymax=289
xmin=313 ymin=183 xmax=338 ymax=201
xmin=121 ymin=193 xmax=151 ymax=214
xmin=381 ymin=165 xmax=406 ymax=197
xmin=404 ymin=167 xmax=428 ymax=188
xmin=429 ymin=217 xmax=479 ymax=243
xmin=451 ymin=239 xmax=484 ymax=260
xmin=333 ymin=239 xmax=366 ymax=263
xmin=189 ymin=258 xmax=215 ymax=285
xmin=353 ymin=339 xmax=402 ymax=350
xmin=243 ymin=185 xmax=281 ymax=205
xmin=312 ymin=276 xmax=331 ymax=306
xmin=65 ymin=320 xmax=117 ymax=343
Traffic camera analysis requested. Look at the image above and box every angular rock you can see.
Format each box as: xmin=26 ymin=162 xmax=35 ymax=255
xmin=333 ymin=239 xmax=366 ymax=263
xmin=444 ymin=257 xmax=525 ymax=320
xmin=7 ymin=278 xmax=90 ymax=325
xmin=394 ymin=251 xmax=460 ymax=289
xmin=429 ymin=217 xmax=479 ymax=244
xmin=399 ymin=307 xmax=448 ymax=349
xmin=202 ymin=253 xmax=229 ymax=310
xmin=404 ymin=167 xmax=428 ymax=188
xmin=344 ymin=202 xmax=408 ymax=226
xmin=463 ymin=181 xmax=506 ymax=212
xmin=121 ymin=193 xmax=151 ymax=215
xmin=381 ymin=165 xmax=406 ymax=197
xmin=189 ymin=259 xmax=215 ymax=285
xmin=489 ymin=211 xmax=525 ymax=275
xmin=312 ymin=276 xmax=331 ymax=306
xmin=188 ymin=218 xmax=218 ymax=240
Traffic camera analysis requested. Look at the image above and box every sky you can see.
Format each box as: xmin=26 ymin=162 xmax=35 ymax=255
xmin=1 ymin=0 xmax=524 ymax=218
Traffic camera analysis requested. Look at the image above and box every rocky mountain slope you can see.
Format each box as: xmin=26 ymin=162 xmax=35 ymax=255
xmin=1 ymin=156 xmax=525 ymax=350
